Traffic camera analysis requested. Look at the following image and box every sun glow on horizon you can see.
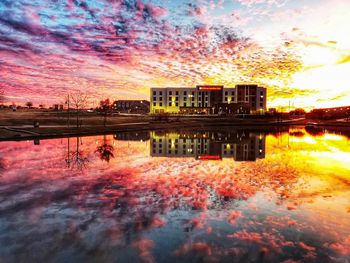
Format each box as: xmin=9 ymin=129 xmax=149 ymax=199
xmin=0 ymin=0 xmax=350 ymax=109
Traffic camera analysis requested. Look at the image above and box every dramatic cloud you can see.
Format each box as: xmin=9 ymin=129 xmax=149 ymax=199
xmin=0 ymin=0 xmax=349 ymax=109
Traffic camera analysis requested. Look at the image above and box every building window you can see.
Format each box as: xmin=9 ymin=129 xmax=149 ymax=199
xmin=159 ymin=103 xmax=162 ymax=106
xmin=159 ymin=91 xmax=162 ymax=95
xmin=176 ymin=91 xmax=179 ymax=95
xmin=153 ymin=97 xmax=156 ymax=101
xmin=169 ymin=91 xmax=172 ymax=95
xmin=159 ymin=149 xmax=162 ymax=153
xmin=191 ymin=97 xmax=194 ymax=101
xmin=260 ymin=91 xmax=263 ymax=96
xmin=175 ymin=97 xmax=178 ymax=101
xmin=225 ymin=97 xmax=228 ymax=101
xmin=184 ymin=103 xmax=187 ymax=107
xmin=225 ymin=91 xmax=228 ymax=95
xmin=232 ymin=91 xmax=235 ymax=95
xmin=153 ymin=102 xmax=156 ymax=106
xmin=176 ymin=103 xmax=178 ymax=107
xmin=159 ymin=97 xmax=163 ymax=101
xmin=184 ymin=91 xmax=187 ymax=95
xmin=192 ymin=91 xmax=195 ymax=95
xmin=184 ymin=97 xmax=187 ymax=101
xmin=169 ymin=102 xmax=171 ymax=106
xmin=260 ymin=102 xmax=263 ymax=107
xmin=192 ymin=103 xmax=194 ymax=107
xmin=153 ymin=91 xmax=156 ymax=95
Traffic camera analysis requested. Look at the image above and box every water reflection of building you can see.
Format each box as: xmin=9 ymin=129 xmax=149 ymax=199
xmin=150 ymin=131 xmax=265 ymax=161
xmin=114 ymin=131 xmax=150 ymax=141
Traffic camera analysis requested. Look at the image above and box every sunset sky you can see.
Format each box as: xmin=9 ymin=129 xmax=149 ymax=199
xmin=0 ymin=0 xmax=350 ymax=110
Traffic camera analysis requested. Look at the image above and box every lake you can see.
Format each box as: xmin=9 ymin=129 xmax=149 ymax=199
xmin=0 ymin=127 xmax=349 ymax=262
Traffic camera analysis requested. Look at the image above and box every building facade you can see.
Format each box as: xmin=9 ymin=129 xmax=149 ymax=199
xmin=112 ymin=100 xmax=150 ymax=113
xmin=150 ymin=84 xmax=266 ymax=115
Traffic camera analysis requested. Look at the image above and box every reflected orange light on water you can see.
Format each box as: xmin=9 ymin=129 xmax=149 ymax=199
xmin=0 ymin=129 xmax=349 ymax=262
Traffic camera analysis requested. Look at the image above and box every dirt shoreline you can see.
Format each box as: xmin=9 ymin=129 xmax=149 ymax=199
xmin=0 ymin=120 xmax=301 ymax=141
xmin=0 ymin=109 xmax=349 ymax=141
xmin=1 ymin=120 xmax=350 ymax=142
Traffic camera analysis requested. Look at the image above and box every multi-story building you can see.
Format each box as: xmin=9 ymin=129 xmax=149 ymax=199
xmin=236 ymin=85 xmax=266 ymax=114
xmin=150 ymin=84 xmax=266 ymax=115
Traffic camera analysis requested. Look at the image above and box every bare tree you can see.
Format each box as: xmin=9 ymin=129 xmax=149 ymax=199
xmin=66 ymin=137 xmax=89 ymax=170
xmin=95 ymin=135 xmax=115 ymax=162
xmin=70 ymin=92 xmax=89 ymax=128
xmin=25 ymin=101 xmax=33 ymax=108
xmin=0 ymin=89 xmax=4 ymax=105
xmin=99 ymin=98 xmax=111 ymax=127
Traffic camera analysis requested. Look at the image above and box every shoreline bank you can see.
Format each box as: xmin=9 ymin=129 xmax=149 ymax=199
xmin=1 ymin=118 xmax=349 ymax=142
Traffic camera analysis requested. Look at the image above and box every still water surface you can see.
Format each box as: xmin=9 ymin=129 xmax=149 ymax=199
xmin=0 ymin=127 xmax=350 ymax=262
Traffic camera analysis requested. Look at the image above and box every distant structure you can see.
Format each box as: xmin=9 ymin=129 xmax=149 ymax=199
xmin=53 ymin=104 xmax=64 ymax=111
xmin=307 ymin=106 xmax=350 ymax=120
xmin=112 ymin=100 xmax=150 ymax=113
xmin=150 ymin=130 xmax=265 ymax=161
xmin=150 ymin=84 xmax=266 ymax=115
xmin=113 ymin=131 xmax=150 ymax=141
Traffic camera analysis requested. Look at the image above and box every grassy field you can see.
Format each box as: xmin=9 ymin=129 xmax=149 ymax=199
xmin=0 ymin=109 xmax=149 ymax=126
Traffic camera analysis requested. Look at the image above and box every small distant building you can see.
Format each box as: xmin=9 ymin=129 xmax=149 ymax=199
xmin=307 ymin=105 xmax=350 ymax=120
xmin=150 ymin=84 xmax=266 ymax=115
xmin=268 ymin=108 xmax=277 ymax=114
xmin=53 ymin=104 xmax=64 ymax=111
xmin=112 ymin=100 xmax=150 ymax=113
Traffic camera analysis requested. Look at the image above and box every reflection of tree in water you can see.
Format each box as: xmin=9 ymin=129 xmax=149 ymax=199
xmin=95 ymin=135 xmax=115 ymax=163
xmin=65 ymin=137 xmax=89 ymax=170
xmin=0 ymin=152 xmax=334 ymax=263
xmin=0 ymin=157 xmax=6 ymax=175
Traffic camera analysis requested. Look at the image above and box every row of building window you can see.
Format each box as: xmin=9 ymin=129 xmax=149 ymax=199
xmin=224 ymin=97 xmax=235 ymax=101
xmin=154 ymin=89 xmax=263 ymax=98
xmin=153 ymin=138 xmax=208 ymax=143
xmin=153 ymin=96 xmax=209 ymax=101
xmin=152 ymin=148 xmax=208 ymax=154
xmin=153 ymin=102 xmax=209 ymax=107
xmin=153 ymin=144 xmax=208 ymax=149
xmin=153 ymin=91 xmax=212 ymax=96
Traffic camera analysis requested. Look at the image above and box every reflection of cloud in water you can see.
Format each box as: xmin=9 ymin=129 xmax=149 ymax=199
xmin=0 ymin=129 xmax=349 ymax=262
